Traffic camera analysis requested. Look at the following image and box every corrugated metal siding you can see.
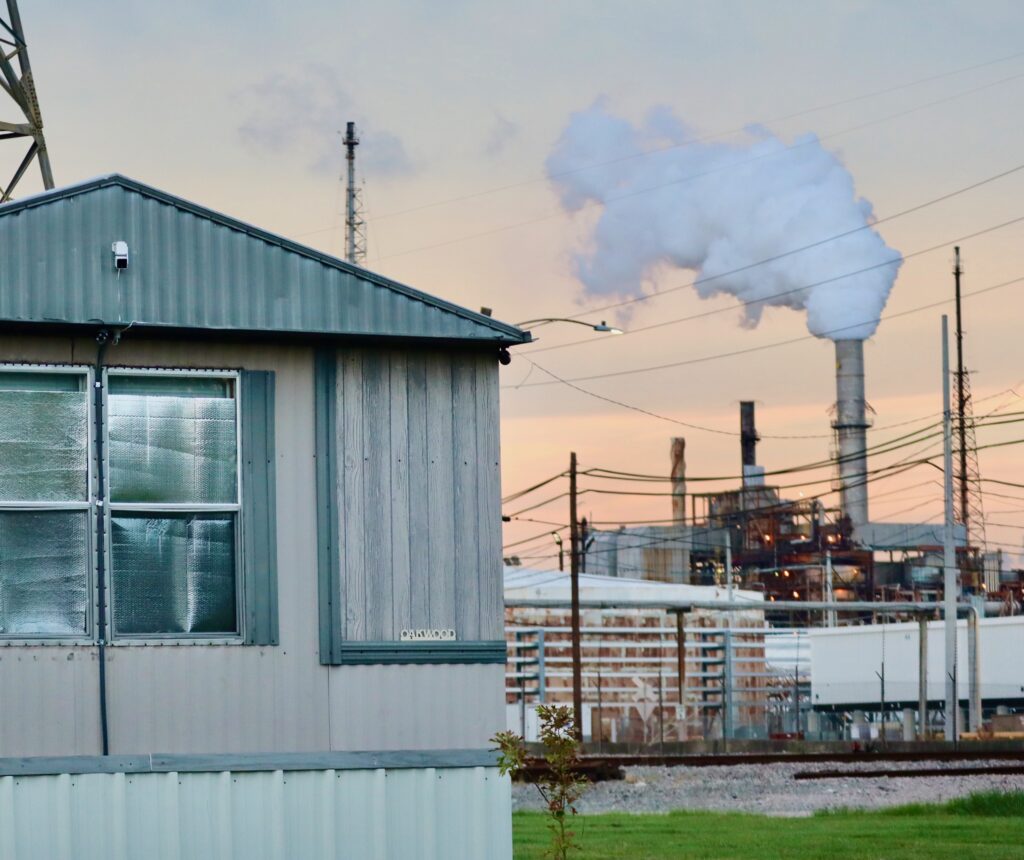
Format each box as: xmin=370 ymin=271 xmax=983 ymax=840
xmin=0 ymin=337 xmax=506 ymax=757
xmin=0 ymin=766 xmax=511 ymax=860
xmin=0 ymin=177 xmax=527 ymax=345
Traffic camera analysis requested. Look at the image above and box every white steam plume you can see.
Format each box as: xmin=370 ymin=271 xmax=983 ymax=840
xmin=546 ymin=102 xmax=902 ymax=340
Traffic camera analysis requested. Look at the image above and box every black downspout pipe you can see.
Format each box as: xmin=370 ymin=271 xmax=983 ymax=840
xmin=94 ymin=330 xmax=110 ymax=755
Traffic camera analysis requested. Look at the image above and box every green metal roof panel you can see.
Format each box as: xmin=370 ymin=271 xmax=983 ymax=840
xmin=0 ymin=175 xmax=529 ymax=345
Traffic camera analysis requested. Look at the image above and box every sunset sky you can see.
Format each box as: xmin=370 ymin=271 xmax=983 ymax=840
xmin=9 ymin=0 xmax=1024 ymax=568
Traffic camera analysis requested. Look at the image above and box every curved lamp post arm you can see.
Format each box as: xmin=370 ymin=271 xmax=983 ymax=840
xmin=515 ymin=317 xmax=623 ymax=334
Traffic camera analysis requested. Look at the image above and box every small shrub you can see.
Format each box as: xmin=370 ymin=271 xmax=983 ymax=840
xmin=493 ymin=704 xmax=589 ymax=859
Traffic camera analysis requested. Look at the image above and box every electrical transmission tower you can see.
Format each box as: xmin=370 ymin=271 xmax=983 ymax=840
xmin=952 ymin=246 xmax=987 ymax=587
xmin=342 ymin=121 xmax=366 ymax=265
xmin=0 ymin=0 xmax=54 ymax=201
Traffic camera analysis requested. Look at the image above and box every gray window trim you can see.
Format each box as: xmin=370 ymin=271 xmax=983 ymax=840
xmin=103 ymin=368 xmax=244 ymax=642
xmin=336 ymin=640 xmax=508 ymax=665
xmin=0 ymin=364 xmax=95 ymax=642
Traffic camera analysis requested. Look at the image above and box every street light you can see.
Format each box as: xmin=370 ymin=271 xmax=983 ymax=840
xmin=552 ymin=532 xmax=564 ymax=571
xmin=515 ymin=317 xmax=624 ymax=334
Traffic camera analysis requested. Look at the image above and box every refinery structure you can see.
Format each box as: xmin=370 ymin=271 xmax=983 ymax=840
xmin=583 ymin=338 xmax=1011 ymax=609
xmin=503 ymin=313 xmax=1024 ymax=744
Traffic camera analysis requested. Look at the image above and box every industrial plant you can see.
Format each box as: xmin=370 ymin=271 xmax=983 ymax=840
xmin=503 ymin=308 xmax=1024 ymax=745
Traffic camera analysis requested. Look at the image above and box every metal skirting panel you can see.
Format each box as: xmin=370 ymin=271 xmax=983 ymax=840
xmin=0 ymin=766 xmax=511 ymax=860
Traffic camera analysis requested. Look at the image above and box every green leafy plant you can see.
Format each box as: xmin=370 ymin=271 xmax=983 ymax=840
xmin=493 ymin=704 xmax=588 ymax=859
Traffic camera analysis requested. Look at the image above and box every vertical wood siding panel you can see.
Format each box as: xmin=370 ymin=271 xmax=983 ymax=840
xmin=451 ymin=359 xmax=480 ymax=640
xmin=389 ymin=353 xmax=412 ymax=639
xmin=361 ymin=353 xmax=392 ymax=641
xmin=424 ymin=355 xmax=456 ymax=630
xmin=405 ymin=356 xmax=431 ymax=631
xmin=340 ymin=350 xmax=365 ymax=641
xmin=474 ymin=357 xmax=503 ymax=640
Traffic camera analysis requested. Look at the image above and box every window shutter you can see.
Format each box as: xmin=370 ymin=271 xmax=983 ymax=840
xmin=314 ymin=350 xmax=343 ymax=665
xmin=241 ymin=370 xmax=279 ymax=645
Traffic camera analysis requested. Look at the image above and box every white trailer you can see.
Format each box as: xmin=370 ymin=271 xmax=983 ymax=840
xmin=810 ymin=615 xmax=1024 ymax=710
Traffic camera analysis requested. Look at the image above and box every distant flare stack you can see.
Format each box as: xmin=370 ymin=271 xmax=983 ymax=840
xmin=832 ymin=339 xmax=870 ymax=532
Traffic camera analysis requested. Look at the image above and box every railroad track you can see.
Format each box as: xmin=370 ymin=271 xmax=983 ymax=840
xmin=575 ymin=749 xmax=1024 ymax=768
xmin=516 ymin=749 xmax=1024 ymax=782
xmin=795 ymin=764 xmax=1024 ymax=780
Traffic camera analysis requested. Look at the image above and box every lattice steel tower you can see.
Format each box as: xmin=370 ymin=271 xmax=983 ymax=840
xmin=0 ymin=0 xmax=53 ymax=201
xmin=343 ymin=121 xmax=366 ymax=265
xmin=952 ymin=246 xmax=986 ymax=582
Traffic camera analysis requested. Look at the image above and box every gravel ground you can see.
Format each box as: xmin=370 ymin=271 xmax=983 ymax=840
xmin=511 ymin=760 xmax=1024 ymax=816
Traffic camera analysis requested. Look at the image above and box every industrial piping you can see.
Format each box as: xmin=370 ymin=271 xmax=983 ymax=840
xmin=833 ymin=339 xmax=870 ymax=533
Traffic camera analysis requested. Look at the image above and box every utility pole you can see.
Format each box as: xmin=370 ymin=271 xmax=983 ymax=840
xmin=569 ymin=452 xmax=583 ymax=741
xmin=342 ymin=121 xmax=366 ymax=265
xmin=942 ymin=315 xmax=959 ymax=742
xmin=954 ymin=248 xmax=968 ymax=563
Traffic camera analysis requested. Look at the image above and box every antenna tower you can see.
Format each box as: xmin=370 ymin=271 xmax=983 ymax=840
xmin=342 ymin=121 xmax=366 ymax=265
xmin=0 ymin=0 xmax=53 ymax=201
xmin=952 ymin=246 xmax=987 ymax=587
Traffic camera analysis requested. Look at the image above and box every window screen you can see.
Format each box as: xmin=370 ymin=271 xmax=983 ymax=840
xmin=0 ymin=371 xmax=90 ymax=635
xmin=108 ymin=374 xmax=240 ymax=637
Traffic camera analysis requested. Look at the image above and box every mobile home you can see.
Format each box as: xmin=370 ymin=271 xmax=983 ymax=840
xmin=0 ymin=175 xmax=528 ymax=858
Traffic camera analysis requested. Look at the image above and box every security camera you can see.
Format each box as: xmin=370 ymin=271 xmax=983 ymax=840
xmin=112 ymin=241 xmax=129 ymax=270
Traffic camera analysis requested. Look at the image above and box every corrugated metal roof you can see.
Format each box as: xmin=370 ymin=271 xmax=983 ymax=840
xmin=0 ymin=175 xmax=530 ymax=345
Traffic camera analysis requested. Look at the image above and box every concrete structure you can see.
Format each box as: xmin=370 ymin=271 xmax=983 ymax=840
xmin=0 ymin=175 xmax=528 ymax=857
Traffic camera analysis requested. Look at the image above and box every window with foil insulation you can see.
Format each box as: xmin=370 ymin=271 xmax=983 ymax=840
xmin=106 ymin=372 xmax=241 ymax=637
xmin=0 ymin=370 xmax=91 ymax=636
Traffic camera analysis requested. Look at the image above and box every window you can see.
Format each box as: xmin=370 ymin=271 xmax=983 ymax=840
xmin=0 ymin=365 xmax=277 ymax=643
xmin=0 ymin=370 xmax=91 ymax=636
xmin=107 ymin=373 xmax=241 ymax=637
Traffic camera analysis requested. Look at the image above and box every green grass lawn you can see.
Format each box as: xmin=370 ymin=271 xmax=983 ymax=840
xmin=512 ymin=791 xmax=1024 ymax=859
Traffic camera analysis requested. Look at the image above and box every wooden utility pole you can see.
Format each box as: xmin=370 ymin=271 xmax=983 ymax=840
xmin=569 ymin=452 xmax=583 ymax=741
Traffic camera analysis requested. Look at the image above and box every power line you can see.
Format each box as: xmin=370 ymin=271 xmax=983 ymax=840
xmin=505 ymin=491 xmax=574 ymax=519
xmin=506 ymin=263 xmax=1024 ymax=390
xmin=502 ymin=471 xmax=567 ymax=504
xmin=503 ymin=526 xmax=567 ymax=550
xmin=523 ymin=164 xmax=1024 ymax=354
xmin=288 ymin=52 xmax=1024 ymax=248
xmin=363 ymin=69 xmax=1024 ymax=265
xmin=501 ymin=415 xmax=1023 ymax=519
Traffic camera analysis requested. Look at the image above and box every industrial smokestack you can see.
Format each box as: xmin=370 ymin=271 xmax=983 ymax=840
xmin=739 ymin=402 xmax=765 ymax=487
xmin=670 ymin=437 xmax=691 ymax=582
xmin=670 ymin=437 xmax=686 ymax=524
xmin=833 ymin=339 xmax=870 ymax=532
xmin=740 ymin=402 xmax=757 ymax=467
